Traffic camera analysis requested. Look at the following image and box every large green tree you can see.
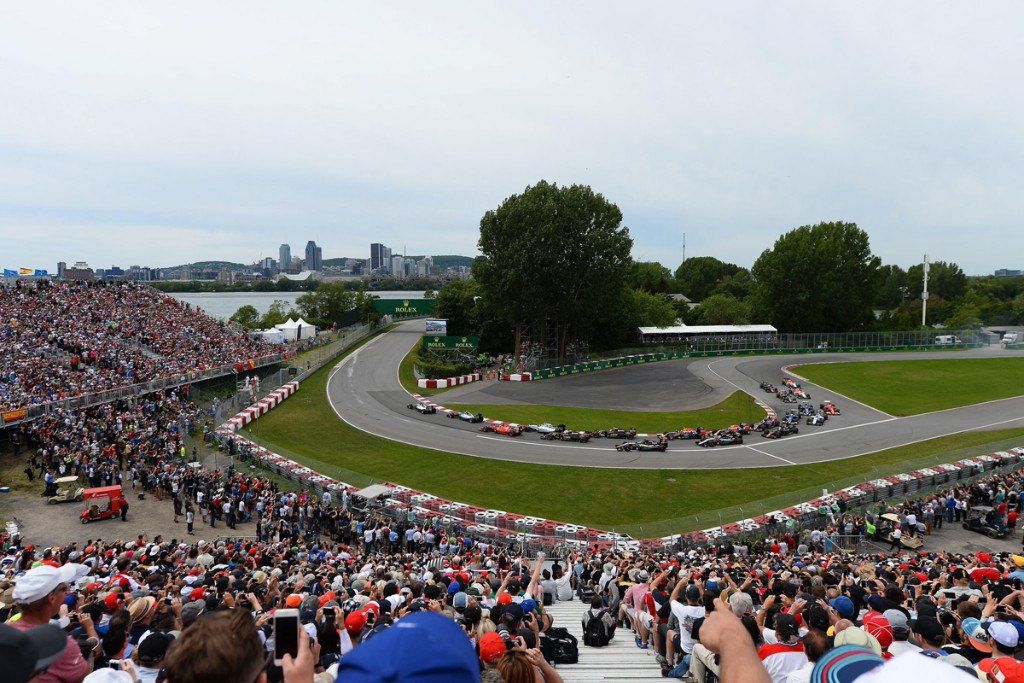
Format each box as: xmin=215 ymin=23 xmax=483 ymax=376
xmin=907 ymin=261 xmax=967 ymax=301
xmin=433 ymin=279 xmax=481 ymax=336
xmin=476 ymin=181 xmax=633 ymax=362
xmin=751 ymin=221 xmax=880 ymax=332
xmin=874 ymin=264 xmax=908 ymax=308
xmin=674 ymin=256 xmax=743 ymax=301
xmin=295 ymin=282 xmax=356 ymax=326
xmin=696 ymin=294 xmax=753 ymax=325
xmin=627 ymin=261 xmax=675 ymax=294
xmin=229 ymin=304 xmax=260 ymax=329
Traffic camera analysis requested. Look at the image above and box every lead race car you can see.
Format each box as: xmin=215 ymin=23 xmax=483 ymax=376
xmin=616 ymin=438 xmax=668 ymax=452
xmin=820 ymin=401 xmax=841 ymax=416
xmin=791 ymin=386 xmax=810 ymax=400
xmin=541 ymin=429 xmax=592 ymax=443
xmin=479 ymin=422 xmax=524 ymax=436
xmin=446 ymin=410 xmax=484 ymax=423
xmin=407 ymin=402 xmax=437 ymax=415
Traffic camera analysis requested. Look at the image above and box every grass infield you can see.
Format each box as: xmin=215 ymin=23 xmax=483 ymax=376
xmin=793 ymin=358 xmax=1024 ymax=416
xmin=247 ymin=336 xmax=1024 ymax=533
xmin=445 ymin=392 xmax=765 ymax=433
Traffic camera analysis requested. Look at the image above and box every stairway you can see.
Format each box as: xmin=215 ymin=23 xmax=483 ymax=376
xmin=545 ymin=598 xmax=668 ymax=682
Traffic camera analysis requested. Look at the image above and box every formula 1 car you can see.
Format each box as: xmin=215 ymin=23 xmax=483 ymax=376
xmin=697 ymin=430 xmax=743 ymax=447
xmin=762 ymin=423 xmax=799 ymax=439
xmin=525 ymin=423 xmax=565 ymax=434
xmin=479 ymin=423 xmax=524 ymax=436
xmin=820 ymin=401 xmax=841 ymax=416
xmin=783 ymin=410 xmax=800 ymax=424
xmin=797 ymin=401 xmax=815 ymax=416
xmin=593 ymin=427 xmax=638 ymax=439
xmin=729 ymin=423 xmax=756 ymax=435
xmin=776 ymin=390 xmax=798 ymax=404
xmin=806 ymin=412 xmax=827 ymax=426
xmin=541 ymin=429 xmax=592 ymax=443
xmin=665 ymin=427 xmax=707 ymax=440
xmin=408 ymin=402 xmax=437 ymax=415
xmin=791 ymin=387 xmax=810 ymax=400
xmin=962 ymin=506 xmax=1009 ymax=539
xmin=447 ymin=410 xmax=484 ymax=423
xmin=760 ymin=381 xmax=777 ymax=393
xmin=783 ymin=378 xmax=798 ymax=389
xmin=616 ymin=439 xmax=668 ymax=452
xmin=753 ymin=417 xmax=779 ymax=432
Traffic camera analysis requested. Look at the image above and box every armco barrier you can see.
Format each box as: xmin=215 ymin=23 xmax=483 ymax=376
xmin=529 ymin=343 xmax=982 ymax=380
xmin=216 ymin=371 xmax=1024 ymax=549
xmin=417 ymin=373 xmax=481 ymax=389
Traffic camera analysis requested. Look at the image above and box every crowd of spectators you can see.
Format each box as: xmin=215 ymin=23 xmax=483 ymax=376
xmin=1 ymin=279 xmax=279 ymax=412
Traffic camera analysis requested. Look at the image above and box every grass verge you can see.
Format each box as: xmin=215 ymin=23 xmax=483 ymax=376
xmin=445 ymin=392 xmax=764 ymax=433
xmin=247 ymin=337 xmax=1024 ymax=534
xmin=794 ymin=358 xmax=1024 ymax=416
xmin=397 ymin=340 xmax=454 ymax=397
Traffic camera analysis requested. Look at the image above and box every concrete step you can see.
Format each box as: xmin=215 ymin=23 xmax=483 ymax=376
xmin=544 ymin=598 xmax=667 ymax=682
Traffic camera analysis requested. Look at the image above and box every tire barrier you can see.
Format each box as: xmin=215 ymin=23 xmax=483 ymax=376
xmin=222 ymin=381 xmax=299 ymax=432
xmin=417 ymin=373 xmax=481 ymax=389
xmin=498 ymin=372 xmax=532 ymax=381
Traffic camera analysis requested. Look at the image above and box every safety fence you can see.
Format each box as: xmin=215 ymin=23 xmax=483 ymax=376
xmin=528 ymin=329 xmax=985 ymax=380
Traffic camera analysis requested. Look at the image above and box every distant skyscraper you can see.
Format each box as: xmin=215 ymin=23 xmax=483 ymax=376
xmin=305 ymin=240 xmax=320 ymax=271
xmin=370 ymin=243 xmax=393 ymax=272
xmin=57 ymin=261 xmax=67 ymax=278
xmin=279 ymin=244 xmax=291 ymax=273
xmin=316 ymin=246 xmax=322 ymax=271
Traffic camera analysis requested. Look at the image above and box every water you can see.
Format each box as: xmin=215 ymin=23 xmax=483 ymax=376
xmin=170 ymin=290 xmax=426 ymax=320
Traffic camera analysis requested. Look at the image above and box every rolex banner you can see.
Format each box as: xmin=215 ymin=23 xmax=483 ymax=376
xmin=421 ymin=335 xmax=480 ymax=351
xmin=371 ymin=298 xmax=436 ymax=316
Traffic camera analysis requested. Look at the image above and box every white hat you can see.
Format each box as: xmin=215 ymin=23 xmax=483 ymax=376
xmin=13 ymin=563 xmax=88 ymax=603
xmin=84 ymin=668 xmax=134 ymax=683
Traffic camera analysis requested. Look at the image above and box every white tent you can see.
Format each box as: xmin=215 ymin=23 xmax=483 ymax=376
xmin=258 ymin=329 xmax=286 ymax=344
xmin=293 ymin=318 xmax=317 ymax=340
xmin=274 ymin=318 xmax=300 ymax=342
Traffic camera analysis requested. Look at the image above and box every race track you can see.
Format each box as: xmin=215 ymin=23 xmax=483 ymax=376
xmin=325 ymin=320 xmax=1024 ymax=469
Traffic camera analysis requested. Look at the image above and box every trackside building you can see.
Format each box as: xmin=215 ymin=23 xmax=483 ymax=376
xmin=637 ymin=324 xmax=778 ymax=344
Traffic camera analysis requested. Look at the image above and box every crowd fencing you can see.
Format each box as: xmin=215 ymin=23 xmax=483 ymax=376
xmin=528 ymin=328 xmax=986 ymax=378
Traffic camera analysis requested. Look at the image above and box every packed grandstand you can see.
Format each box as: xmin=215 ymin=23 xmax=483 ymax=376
xmin=2 ymin=282 xmax=1024 ymax=683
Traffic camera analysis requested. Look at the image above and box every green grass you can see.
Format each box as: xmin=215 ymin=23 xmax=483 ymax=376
xmin=445 ymin=392 xmax=765 ymax=433
xmin=398 ymin=339 xmax=453 ymax=397
xmin=248 ymin=335 xmax=1024 ymax=535
xmin=794 ymin=358 xmax=1024 ymax=416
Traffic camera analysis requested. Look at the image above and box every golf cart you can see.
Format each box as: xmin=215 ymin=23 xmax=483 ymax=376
xmin=875 ymin=513 xmax=923 ymax=549
xmin=48 ymin=476 xmax=84 ymax=505
xmin=962 ymin=506 xmax=1008 ymax=539
xmin=79 ymin=485 xmax=127 ymax=524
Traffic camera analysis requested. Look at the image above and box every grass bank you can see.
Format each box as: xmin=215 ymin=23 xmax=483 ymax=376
xmin=446 ymin=392 xmax=764 ymax=433
xmin=247 ymin=336 xmax=1024 ymax=533
xmin=794 ymin=358 xmax=1024 ymax=416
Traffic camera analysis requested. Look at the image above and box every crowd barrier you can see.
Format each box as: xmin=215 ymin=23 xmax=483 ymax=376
xmin=216 ymin=374 xmax=1024 ymax=550
xmin=498 ymin=372 xmax=533 ymax=381
xmin=418 ymin=373 xmax=481 ymax=389
xmin=528 ymin=342 xmax=982 ymax=381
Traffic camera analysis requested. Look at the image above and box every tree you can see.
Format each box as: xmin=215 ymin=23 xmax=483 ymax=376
xmin=907 ymin=261 xmax=967 ymax=301
xmin=434 ymin=279 xmax=480 ymax=336
xmin=696 ymin=294 xmax=753 ymax=325
xmin=627 ymin=261 xmax=675 ymax=294
xmin=476 ymin=181 xmax=633 ymax=363
xmin=1014 ymin=293 xmax=1024 ymax=324
xmin=711 ymin=269 xmax=754 ymax=300
xmin=874 ymin=264 xmax=908 ymax=309
xmin=294 ymin=282 xmax=355 ymax=326
xmin=354 ymin=291 xmax=383 ymax=327
xmin=259 ymin=300 xmax=290 ymax=329
xmin=945 ymin=303 xmax=983 ymax=329
xmin=627 ymin=289 xmax=677 ymax=327
xmin=674 ymin=256 xmax=742 ymax=301
xmin=751 ymin=221 xmax=880 ymax=332
xmin=229 ymin=304 xmax=260 ymax=329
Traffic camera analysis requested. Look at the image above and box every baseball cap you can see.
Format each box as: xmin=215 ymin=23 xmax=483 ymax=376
xmin=810 ymin=645 xmax=883 ymax=683
xmin=984 ymin=657 xmax=1024 ymax=683
xmin=345 ymin=610 xmax=367 ymax=636
xmin=137 ymin=632 xmax=174 ymax=666
xmin=834 ymin=626 xmax=882 ymax=656
xmin=882 ymin=609 xmax=909 ymax=635
xmin=989 ymin=620 xmax=1020 ymax=649
xmin=338 ymin=612 xmax=477 ymax=682
xmin=0 ymin=623 xmax=69 ymax=683
xmin=285 ymin=593 xmax=303 ymax=608
xmin=478 ymin=631 xmax=507 ymax=665
xmin=962 ymin=617 xmax=992 ymax=653
xmin=829 ymin=595 xmax=855 ymax=620
xmin=861 ymin=612 xmax=893 ymax=650
xmin=12 ymin=564 xmax=86 ymax=604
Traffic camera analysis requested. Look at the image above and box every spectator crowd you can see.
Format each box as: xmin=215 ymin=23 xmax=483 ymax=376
xmin=1 ymin=279 xmax=279 ymax=412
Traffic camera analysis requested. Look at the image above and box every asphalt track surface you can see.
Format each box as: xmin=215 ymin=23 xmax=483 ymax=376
xmin=326 ymin=320 xmax=1024 ymax=470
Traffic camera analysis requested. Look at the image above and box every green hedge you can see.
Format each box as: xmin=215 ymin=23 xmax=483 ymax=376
xmin=531 ymin=343 xmax=983 ymax=380
xmin=413 ymin=348 xmax=475 ymax=379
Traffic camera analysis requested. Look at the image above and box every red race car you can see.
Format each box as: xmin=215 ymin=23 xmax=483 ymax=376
xmin=479 ymin=423 xmax=524 ymax=437
xmin=820 ymin=401 xmax=841 ymax=416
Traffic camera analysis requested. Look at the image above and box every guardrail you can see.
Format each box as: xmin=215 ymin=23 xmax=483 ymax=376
xmin=530 ymin=340 xmax=983 ymax=380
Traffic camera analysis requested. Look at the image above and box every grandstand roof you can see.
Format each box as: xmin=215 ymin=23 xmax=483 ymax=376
xmin=638 ymin=324 xmax=777 ymax=335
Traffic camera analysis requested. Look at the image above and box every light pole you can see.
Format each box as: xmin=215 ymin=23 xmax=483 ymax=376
xmin=921 ymin=254 xmax=930 ymax=327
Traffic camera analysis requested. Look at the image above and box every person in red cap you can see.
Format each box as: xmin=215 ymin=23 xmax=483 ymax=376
xmin=981 ymin=657 xmax=1024 ymax=683
xmin=478 ymin=631 xmax=507 ymax=667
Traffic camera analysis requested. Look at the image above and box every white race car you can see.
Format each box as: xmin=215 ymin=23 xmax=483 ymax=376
xmin=526 ymin=423 xmax=564 ymax=434
xmin=407 ymin=402 xmax=437 ymax=415
xmin=447 ymin=410 xmax=484 ymax=423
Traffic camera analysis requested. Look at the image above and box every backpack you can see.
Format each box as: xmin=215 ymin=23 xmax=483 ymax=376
xmin=583 ymin=610 xmax=610 ymax=647
xmin=542 ymin=627 xmax=579 ymax=664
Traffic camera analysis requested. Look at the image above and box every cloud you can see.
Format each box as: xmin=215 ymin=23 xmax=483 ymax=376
xmin=1 ymin=2 xmax=1021 ymax=273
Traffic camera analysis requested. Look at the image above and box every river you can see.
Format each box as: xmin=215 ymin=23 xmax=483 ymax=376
xmin=170 ymin=291 xmax=426 ymax=320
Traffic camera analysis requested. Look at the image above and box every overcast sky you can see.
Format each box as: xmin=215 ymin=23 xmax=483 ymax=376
xmin=1 ymin=3 xmax=1021 ymax=274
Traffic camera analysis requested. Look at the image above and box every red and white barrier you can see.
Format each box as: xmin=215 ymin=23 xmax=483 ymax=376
xmin=417 ymin=373 xmax=481 ymax=389
xmin=498 ymin=372 xmax=532 ymax=381
xmin=222 ymin=380 xmax=299 ymax=431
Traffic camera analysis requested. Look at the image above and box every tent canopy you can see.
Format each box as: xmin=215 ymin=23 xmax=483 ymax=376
xmin=353 ymin=484 xmax=394 ymax=501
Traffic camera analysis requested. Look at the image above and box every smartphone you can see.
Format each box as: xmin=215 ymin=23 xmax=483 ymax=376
xmin=273 ymin=609 xmax=299 ymax=665
xmin=324 ymin=607 xmax=336 ymax=619
xmin=109 ymin=660 xmax=122 ymax=671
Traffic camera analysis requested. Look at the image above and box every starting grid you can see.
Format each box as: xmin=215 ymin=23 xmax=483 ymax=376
xmin=217 ymin=381 xmax=1024 ymax=550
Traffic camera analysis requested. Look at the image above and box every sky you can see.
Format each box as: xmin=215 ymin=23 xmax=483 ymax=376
xmin=1 ymin=2 xmax=1022 ymax=275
